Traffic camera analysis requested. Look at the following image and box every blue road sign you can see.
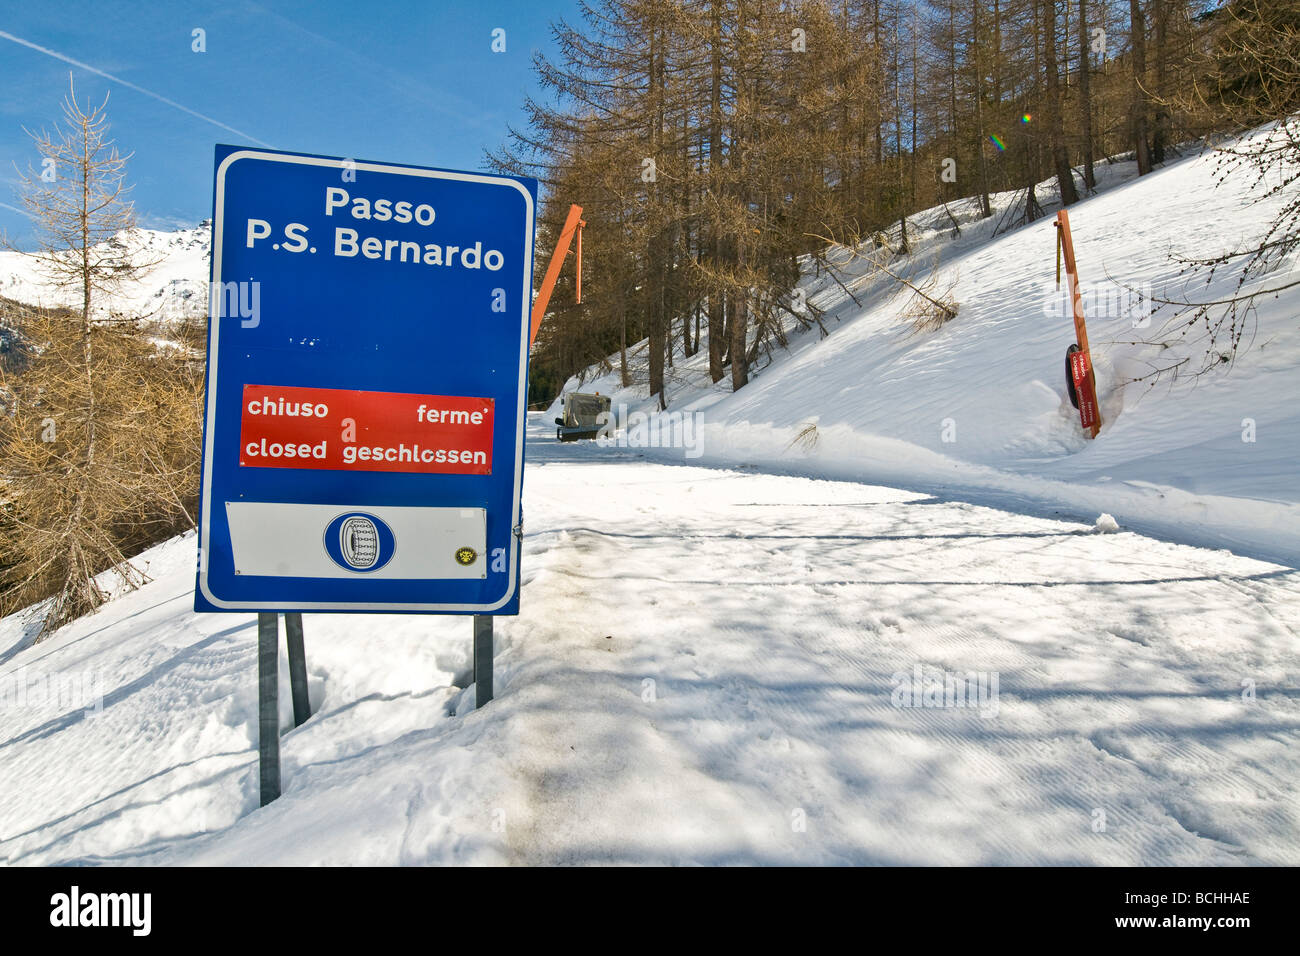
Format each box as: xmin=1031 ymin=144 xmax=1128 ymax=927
xmin=196 ymin=145 xmax=536 ymax=614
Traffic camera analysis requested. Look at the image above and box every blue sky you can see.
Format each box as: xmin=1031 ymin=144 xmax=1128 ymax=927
xmin=0 ymin=0 xmax=579 ymax=247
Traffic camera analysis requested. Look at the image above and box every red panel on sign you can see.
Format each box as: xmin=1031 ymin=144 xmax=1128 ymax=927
xmin=239 ymin=384 xmax=493 ymax=475
xmin=1069 ymin=351 xmax=1099 ymax=431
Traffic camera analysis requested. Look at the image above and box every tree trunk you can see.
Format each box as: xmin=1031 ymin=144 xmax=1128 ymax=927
xmin=707 ymin=0 xmax=725 ymax=384
xmin=911 ymin=7 xmax=920 ymax=210
xmin=1078 ymin=0 xmax=1096 ymax=188
xmin=993 ymin=0 xmax=1003 ymax=104
xmin=619 ymin=295 xmax=629 ymax=387
xmin=1045 ymin=0 xmax=1080 ymax=205
xmin=894 ymin=17 xmax=909 ymax=254
xmin=1129 ymin=0 xmax=1152 ymax=175
xmin=729 ymin=4 xmax=749 ymax=392
xmin=78 ymin=116 xmax=96 ymax=481
xmin=1151 ymin=0 xmax=1168 ymax=164
xmin=646 ymin=27 xmax=666 ymax=406
xmin=729 ymin=262 xmax=748 ymax=391
xmin=873 ymin=1 xmax=885 ymax=166
xmin=973 ymin=0 xmax=993 ymax=216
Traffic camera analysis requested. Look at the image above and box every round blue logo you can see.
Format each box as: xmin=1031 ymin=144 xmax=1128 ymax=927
xmin=324 ymin=512 xmax=396 ymax=572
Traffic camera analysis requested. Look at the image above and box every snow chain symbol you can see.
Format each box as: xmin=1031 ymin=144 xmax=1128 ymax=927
xmin=340 ymin=516 xmax=380 ymax=569
xmin=324 ymin=512 xmax=395 ymax=573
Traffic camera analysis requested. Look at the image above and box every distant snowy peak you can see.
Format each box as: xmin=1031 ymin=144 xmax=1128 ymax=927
xmin=0 ymin=222 xmax=212 ymax=322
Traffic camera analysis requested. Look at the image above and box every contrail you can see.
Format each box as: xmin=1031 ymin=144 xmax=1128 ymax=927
xmin=247 ymin=3 xmax=486 ymax=130
xmin=0 ymin=29 xmax=272 ymax=147
xmin=0 ymin=201 xmax=35 ymax=221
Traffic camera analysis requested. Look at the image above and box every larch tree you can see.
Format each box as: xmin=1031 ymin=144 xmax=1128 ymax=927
xmin=0 ymin=77 xmax=197 ymax=635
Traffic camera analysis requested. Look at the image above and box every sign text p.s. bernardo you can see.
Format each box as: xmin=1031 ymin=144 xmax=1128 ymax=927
xmin=244 ymin=186 xmax=510 ymax=272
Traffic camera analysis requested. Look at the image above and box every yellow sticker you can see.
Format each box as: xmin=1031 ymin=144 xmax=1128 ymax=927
xmin=455 ymin=547 xmax=478 ymax=566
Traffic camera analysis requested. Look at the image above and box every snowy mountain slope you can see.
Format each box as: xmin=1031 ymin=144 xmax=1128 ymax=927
xmin=1 ymin=420 xmax=1298 ymax=865
xmin=1 ymin=130 xmax=1297 ymax=867
xmin=554 ymin=132 xmax=1300 ymax=565
xmin=0 ymin=225 xmax=210 ymax=322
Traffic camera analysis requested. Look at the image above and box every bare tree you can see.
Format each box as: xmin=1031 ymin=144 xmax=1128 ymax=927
xmin=1125 ymin=2 xmax=1300 ymax=385
xmin=5 ymin=78 xmax=152 ymax=325
xmin=0 ymin=77 xmax=190 ymax=636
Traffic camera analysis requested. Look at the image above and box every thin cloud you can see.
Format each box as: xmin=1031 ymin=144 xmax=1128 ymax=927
xmin=247 ymin=3 xmax=489 ymax=131
xmin=0 ymin=28 xmax=273 ymax=147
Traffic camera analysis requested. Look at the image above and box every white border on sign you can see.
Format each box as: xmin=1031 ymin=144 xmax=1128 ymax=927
xmin=198 ymin=150 xmax=534 ymax=611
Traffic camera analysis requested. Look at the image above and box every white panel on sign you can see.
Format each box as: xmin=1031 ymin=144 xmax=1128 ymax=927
xmin=225 ymin=502 xmax=487 ymax=580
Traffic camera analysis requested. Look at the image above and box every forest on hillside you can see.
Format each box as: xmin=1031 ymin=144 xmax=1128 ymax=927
xmin=494 ymin=0 xmax=1297 ymax=407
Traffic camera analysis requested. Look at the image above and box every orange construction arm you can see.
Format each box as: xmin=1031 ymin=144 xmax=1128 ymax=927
xmin=529 ymin=204 xmax=584 ymax=347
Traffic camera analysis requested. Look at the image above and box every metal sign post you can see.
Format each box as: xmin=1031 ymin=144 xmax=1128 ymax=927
xmin=284 ymin=612 xmax=310 ymax=727
xmin=257 ymin=612 xmax=280 ymax=806
xmin=255 ymin=611 xmax=313 ymax=806
xmin=197 ymin=146 xmax=537 ymax=803
xmin=473 ymin=615 xmax=493 ymax=706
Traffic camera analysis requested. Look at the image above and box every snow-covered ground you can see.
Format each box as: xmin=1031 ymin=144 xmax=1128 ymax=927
xmin=1 ymin=418 xmax=1298 ymax=865
xmin=555 ymin=129 xmax=1300 ymax=567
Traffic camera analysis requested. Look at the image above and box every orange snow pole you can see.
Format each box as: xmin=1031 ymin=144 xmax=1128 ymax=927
xmin=575 ymin=217 xmax=583 ymax=304
xmin=529 ymin=204 xmax=585 ymax=347
xmin=1055 ymin=209 xmax=1102 ymax=438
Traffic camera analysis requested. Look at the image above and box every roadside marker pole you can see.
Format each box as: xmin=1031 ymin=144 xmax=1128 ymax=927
xmin=473 ymin=616 xmax=494 ymax=707
xmin=1055 ymin=209 xmax=1102 ymax=438
xmin=257 ymin=612 xmax=281 ymax=807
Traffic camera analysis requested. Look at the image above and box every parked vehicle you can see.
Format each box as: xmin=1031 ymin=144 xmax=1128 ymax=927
xmin=554 ymin=391 xmax=611 ymax=442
